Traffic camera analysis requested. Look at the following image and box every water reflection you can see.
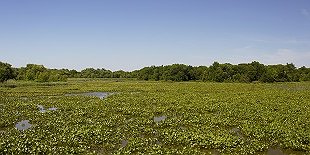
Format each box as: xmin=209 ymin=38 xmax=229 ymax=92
xmin=267 ymin=148 xmax=285 ymax=155
xmin=209 ymin=149 xmax=221 ymax=155
xmin=38 ymin=105 xmax=46 ymax=113
xmin=48 ymin=107 xmax=57 ymax=111
xmin=180 ymin=126 xmax=186 ymax=130
xmin=265 ymin=148 xmax=305 ymax=155
xmin=20 ymin=97 xmax=28 ymax=100
xmin=154 ymin=116 xmax=167 ymax=123
xmin=38 ymin=105 xmax=57 ymax=112
xmin=65 ymin=92 xmax=110 ymax=99
xmin=156 ymin=140 xmax=161 ymax=145
xmin=121 ymin=140 xmax=128 ymax=148
xmin=231 ymin=127 xmax=244 ymax=139
xmin=15 ymin=120 xmax=32 ymax=131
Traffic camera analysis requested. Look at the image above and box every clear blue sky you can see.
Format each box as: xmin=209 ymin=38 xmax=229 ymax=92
xmin=1 ymin=0 xmax=310 ymax=71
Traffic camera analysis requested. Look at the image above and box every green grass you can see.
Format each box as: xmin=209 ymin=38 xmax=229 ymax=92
xmin=1 ymin=80 xmax=310 ymax=154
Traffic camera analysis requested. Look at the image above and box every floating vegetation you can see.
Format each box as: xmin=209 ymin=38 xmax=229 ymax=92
xmin=180 ymin=126 xmax=186 ymax=130
xmin=1 ymin=80 xmax=310 ymax=154
xmin=0 ymin=130 xmax=5 ymax=135
xmin=0 ymin=104 xmax=4 ymax=112
xmin=20 ymin=97 xmax=28 ymax=100
xmin=15 ymin=120 xmax=32 ymax=131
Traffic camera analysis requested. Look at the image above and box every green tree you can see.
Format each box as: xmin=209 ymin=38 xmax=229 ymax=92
xmin=260 ymin=66 xmax=277 ymax=83
xmin=37 ymin=71 xmax=50 ymax=82
xmin=0 ymin=61 xmax=15 ymax=82
xmin=24 ymin=64 xmax=47 ymax=80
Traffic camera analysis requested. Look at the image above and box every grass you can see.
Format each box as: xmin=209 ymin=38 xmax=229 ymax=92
xmin=1 ymin=79 xmax=310 ymax=154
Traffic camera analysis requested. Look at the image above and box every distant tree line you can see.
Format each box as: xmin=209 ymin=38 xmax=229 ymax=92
xmin=16 ymin=64 xmax=68 ymax=82
xmin=1 ymin=61 xmax=310 ymax=83
xmin=134 ymin=62 xmax=310 ymax=82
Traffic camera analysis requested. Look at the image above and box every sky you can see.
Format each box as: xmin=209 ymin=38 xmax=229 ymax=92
xmin=1 ymin=0 xmax=310 ymax=71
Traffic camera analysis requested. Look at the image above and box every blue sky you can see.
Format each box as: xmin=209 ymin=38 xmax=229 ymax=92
xmin=1 ymin=0 xmax=310 ymax=71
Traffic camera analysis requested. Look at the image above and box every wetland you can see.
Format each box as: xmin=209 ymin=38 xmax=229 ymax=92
xmin=1 ymin=79 xmax=310 ymax=154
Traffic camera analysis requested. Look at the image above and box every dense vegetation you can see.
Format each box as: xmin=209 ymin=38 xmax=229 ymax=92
xmin=0 ymin=62 xmax=68 ymax=82
xmin=135 ymin=62 xmax=310 ymax=82
xmin=0 ymin=62 xmax=15 ymax=83
xmin=1 ymin=61 xmax=310 ymax=83
xmin=1 ymin=79 xmax=310 ymax=154
xmin=16 ymin=64 xmax=68 ymax=82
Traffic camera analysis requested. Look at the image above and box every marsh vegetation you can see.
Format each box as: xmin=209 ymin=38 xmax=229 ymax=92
xmin=1 ymin=79 xmax=310 ymax=154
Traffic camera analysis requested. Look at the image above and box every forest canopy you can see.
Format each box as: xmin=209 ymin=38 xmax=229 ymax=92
xmin=1 ymin=61 xmax=310 ymax=83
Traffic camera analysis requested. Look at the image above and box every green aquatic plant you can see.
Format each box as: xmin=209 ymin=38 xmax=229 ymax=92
xmin=0 ymin=80 xmax=310 ymax=154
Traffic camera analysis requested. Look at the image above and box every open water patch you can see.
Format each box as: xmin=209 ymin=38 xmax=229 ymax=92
xmin=15 ymin=120 xmax=32 ymax=131
xmin=231 ymin=127 xmax=245 ymax=139
xmin=266 ymin=148 xmax=305 ymax=155
xmin=48 ymin=107 xmax=57 ymax=111
xmin=208 ymin=149 xmax=221 ymax=155
xmin=38 ymin=105 xmax=57 ymax=113
xmin=65 ymin=92 xmax=111 ymax=99
xmin=267 ymin=148 xmax=285 ymax=155
xmin=121 ymin=140 xmax=128 ymax=148
xmin=154 ymin=116 xmax=167 ymax=123
xmin=38 ymin=105 xmax=46 ymax=113
xmin=180 ymin=126 xmax=187 ymax=130
xmin=156 ymin=140 xmax=162 ymax=145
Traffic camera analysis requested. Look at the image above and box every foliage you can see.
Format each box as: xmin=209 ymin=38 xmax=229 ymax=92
xmin=1 ymin=80 xmax=310 ymax=154
xmin=134 ymin=61 xmax=310 ymax=83
xmin=1 ymin=61 xmax=310 ymax=83
xmin=0 ymin=61 xmax=16 ymax=82
xmin=15 ymin=64 xmax=67 ymax=82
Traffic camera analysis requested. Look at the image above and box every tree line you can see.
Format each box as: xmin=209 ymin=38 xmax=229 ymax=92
xmin=0 ymin=62 xmax=68 ymax=82
xmin=135 ymin=62 xmax=310 ymax=82
xmin=1 ymin=61 xmax=310 ymax=83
